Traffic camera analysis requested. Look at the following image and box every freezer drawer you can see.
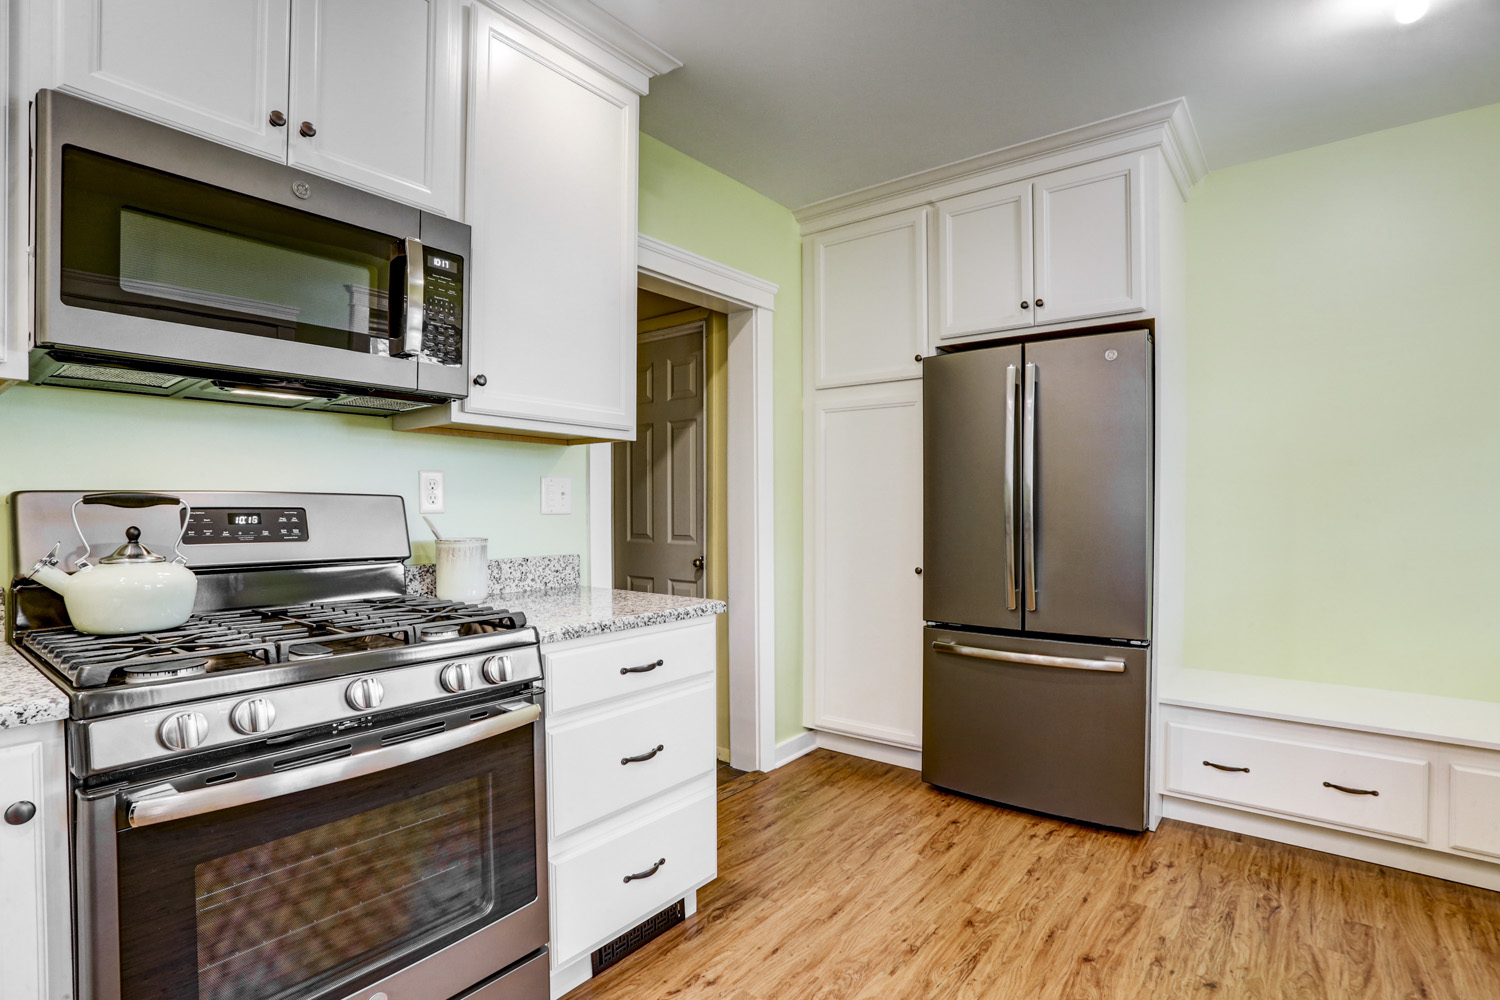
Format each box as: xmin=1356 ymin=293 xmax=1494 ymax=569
xmin=922 ymin=627 xmax=1149 ymax=831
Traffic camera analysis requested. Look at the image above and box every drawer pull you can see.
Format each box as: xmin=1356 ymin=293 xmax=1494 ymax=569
xmin=621 ymin=659 xmax=665 ymax=675
xmin=1323 ymin=781 xmax=1379 ymax=797
xmin=1202 ymin=760 xmax=1251 ymax=773
xmin=623 ymin=857 xmax=666 ymax=883
xmin=621 ymin=744 xmax=665 ymax=765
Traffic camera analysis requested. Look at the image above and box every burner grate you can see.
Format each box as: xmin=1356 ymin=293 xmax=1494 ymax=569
xmin=20 ymin=597 xmax=528 ymax=689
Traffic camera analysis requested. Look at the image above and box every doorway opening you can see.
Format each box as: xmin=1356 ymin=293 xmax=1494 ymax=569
xmin=615 ymin=289 xmax=730 ymax=761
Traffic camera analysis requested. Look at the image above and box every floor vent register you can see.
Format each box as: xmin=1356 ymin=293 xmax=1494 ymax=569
xmin=591 ymin=900 xmax=687 ymax=976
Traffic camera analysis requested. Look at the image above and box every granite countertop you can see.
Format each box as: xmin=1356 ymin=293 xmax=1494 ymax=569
xmin=488 ymin=586 xmax=726 ymax=644
xmin=0 ymin=630 xmax=69 ymax=730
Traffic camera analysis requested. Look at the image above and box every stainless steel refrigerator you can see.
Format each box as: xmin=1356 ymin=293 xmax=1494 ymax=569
xmin=922 ymin=328 xmax=1152 ymax=831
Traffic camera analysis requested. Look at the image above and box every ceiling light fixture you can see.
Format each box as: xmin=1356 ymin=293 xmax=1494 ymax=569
xmin=1392 ymin=0 xmax=1429 ymax=23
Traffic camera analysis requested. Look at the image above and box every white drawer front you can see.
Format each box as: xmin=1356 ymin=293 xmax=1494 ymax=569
xmin=1450 ymin=765 xmax=1500 ymax=859
xmin=551 ymin=787 xmax=716 ymax=965
xmin=550 ymin=681 xmax=715 ymax=837
xmin=1165 ymin=722 xmax=1429 ymax=842
xmin=545 ymin=622 xmax=715 ymax=715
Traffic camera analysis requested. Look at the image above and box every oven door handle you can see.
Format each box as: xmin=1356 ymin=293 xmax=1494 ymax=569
xmin=125 ymin=703 xmax=539 ymax=829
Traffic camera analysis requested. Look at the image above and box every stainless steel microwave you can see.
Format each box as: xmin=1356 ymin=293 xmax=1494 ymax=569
xmin=30 ymin=90 xmax=470 ymax=415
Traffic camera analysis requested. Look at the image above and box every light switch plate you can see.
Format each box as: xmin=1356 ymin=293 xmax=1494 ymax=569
xmin=541 ymin=477 xmax=572 ymax=515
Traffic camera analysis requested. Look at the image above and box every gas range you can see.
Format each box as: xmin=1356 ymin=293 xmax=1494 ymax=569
xmin=5 ymin=491 xmax=543 ymax=773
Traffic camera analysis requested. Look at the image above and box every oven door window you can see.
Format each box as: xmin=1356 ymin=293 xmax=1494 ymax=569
xmin=113 ymin=723 xmax=538 ymax=1000
xmin=60 ymin=146 xmax=403 ymax=355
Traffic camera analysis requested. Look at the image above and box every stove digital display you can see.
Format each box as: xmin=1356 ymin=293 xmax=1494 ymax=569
xmin=183 ymin=507 xmax=309 ymax=544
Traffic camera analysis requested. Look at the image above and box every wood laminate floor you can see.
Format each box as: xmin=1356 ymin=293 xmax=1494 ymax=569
xmin=567 ymin=749 xmax=1500 ymax=1000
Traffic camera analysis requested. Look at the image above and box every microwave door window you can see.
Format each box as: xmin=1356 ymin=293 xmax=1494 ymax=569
xmin=60 ymin=147 xmax=398 ymax=357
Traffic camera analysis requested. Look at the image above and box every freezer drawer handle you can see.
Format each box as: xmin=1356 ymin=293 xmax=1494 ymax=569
xmin=1202 ymin=760 xmax=1251 ymax=773
xmin=930 ymin=641 xmax=1125 ymax=673
xmin=624 ymin=858 xmax=666 ymax=883
xmin=1323 ymin=781 xmax=1379 ymax=797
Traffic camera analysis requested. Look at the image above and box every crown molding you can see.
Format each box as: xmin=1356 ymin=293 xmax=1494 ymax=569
xmin=528 ymin=0 xmax=682 ymax=82
xmin=794 ymin=98 xmax=1209 ymax=229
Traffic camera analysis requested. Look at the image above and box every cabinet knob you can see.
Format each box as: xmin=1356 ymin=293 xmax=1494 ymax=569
xmin=299 ymin=121 xmax=317 ymax=138
xmin=472 ymin=374 xmax=488 ymax=387
xmin=914 ymin=354 xmax=923 ymax=363
xmin=1034 ymin=298 xmax=1044 ymax=308
xmin=4 ymin=801 xmax=36 ymax=825
xmin=1020 ymin=301 xmax=1029 ymax=309
xmin=915 ymin=567 xmax=923 ymax=575
xmin=268 ymin=110 xmax=287 ymax=127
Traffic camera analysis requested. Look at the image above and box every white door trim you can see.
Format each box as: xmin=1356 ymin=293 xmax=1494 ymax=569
xmin=588 ymin=234 xmax=779 ymax=772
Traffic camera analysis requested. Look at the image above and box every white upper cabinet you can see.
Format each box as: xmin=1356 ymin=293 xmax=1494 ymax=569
xmin=287 ymin=0 xmax=461 ymax=214
xmin=58 ymin=0 xmax=293 ymax=159
xmin=934 ymin=180 xmax=1032 ymax=341
xmin=933 ymin=152 xmax=1147 ymax=343
xmin=1033 ymin=152 xmax=1146 ymax=325
xmin=398 ymin=3 xmax=643 ymax=442
xmin=53 ymin=0 xmax=461 ymax=215
xmin=807 ymin=207 xmax=928 ymax=388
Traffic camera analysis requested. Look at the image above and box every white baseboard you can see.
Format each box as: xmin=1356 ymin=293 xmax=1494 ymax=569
xmin=1163 ymin=795 xmax=1500 ymax=892
xmin=772 ymin=730 xmax=817 ymax=769
xmin=816 ymin=730 xmax=922 ymax=771
xmin=550 ymin=952 xmax=591 ymax=1000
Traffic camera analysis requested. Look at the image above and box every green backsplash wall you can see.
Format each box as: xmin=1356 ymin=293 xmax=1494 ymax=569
xmin=0 ymin=382 xmax=590 ymax=579
xmin=1183 ymin=100 xmax=1500 ymax=702
xmin=637 ymin=134 xmax=806 ymax=743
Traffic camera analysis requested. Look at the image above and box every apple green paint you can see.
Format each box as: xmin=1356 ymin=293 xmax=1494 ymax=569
xmin=1184 ymin=101 xmax=1500 ymax=703
xmin=0 ymin=383 xmax=590 ymax=583
xmin=638 ymin=134 xmax=806 ymax=743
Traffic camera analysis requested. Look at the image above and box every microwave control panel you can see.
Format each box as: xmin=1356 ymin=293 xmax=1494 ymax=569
xmin=421 ymin=248 xmax=464 ymax=368
xmin=183 ymin=507 xmax=309 ymax=544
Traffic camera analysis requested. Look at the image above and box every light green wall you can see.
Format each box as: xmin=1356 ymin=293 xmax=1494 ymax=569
xmin=1184 ymin=101 xmax=1500 ymax=702
xmin=637 ymin=134 xmax=805 ymax=742
xmin=0 ymin=384 xmax=590 ymax=578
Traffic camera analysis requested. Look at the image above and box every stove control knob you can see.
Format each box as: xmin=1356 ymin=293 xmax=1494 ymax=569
xmin=230 ymin=697 xmax=278 ymax=735
xmin=346 ymin=676 xmax=385 ymax=712
xmin=440 ymin=662 xmax=473 ymax=693
xmin=481 ymin=654 xmax=512 ymax=685
xmin=158 ymin=712 xmax=210 ymax=752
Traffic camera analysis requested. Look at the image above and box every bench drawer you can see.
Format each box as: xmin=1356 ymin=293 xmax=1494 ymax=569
xmin=1165 ymin=722 xmax=1429 ymax=841
xmin=545 ymin=621 xmax=714 ymax=714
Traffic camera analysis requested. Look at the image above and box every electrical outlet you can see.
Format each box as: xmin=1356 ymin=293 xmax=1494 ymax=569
xmin=419 ymin=471 xmax=445 ymax=514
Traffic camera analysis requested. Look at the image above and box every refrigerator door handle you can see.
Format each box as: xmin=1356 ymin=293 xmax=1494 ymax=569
xmin=1003 ymin=363 xmax=1019 ymax=611
xmin=1022 ymin=361 xmax=1039 ymax=612
xmin=931 ymin=641 xmax=1126 ymax=673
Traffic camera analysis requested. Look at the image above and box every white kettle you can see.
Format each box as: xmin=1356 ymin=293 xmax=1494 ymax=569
xmin=28 ymin=493 xmax=198 ymax=635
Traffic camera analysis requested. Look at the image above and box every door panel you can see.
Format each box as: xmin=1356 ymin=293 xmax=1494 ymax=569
xmin=1022 ymin=329 xmax=1152 ymax=640
xmin=60 ymin=0 xmax=292 ymax=159
xmin=1033 ymin=154 xmax=1146 ymax=325
xmin=923 ymin=627 xmax=1148 ymax=831
xmin=614 ymin=329 xmax=706 ymax=595
xmin=935 ymin=182 xmax=1033 ymax=340
xmin=288 ymin=0 xmax=462 ymax=215
xmin=811 ymin=381 xmax=925 ymax=747
xmin=922 ymin=345 xmax=1023 ymax=631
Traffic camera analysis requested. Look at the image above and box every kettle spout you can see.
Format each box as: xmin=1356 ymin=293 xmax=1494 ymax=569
xmin=28 ymin=546 xmax=75 ymax=597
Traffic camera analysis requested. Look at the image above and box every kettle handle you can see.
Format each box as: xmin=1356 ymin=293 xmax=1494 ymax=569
xmin=72 ymin=494 xmax=194 ymax=568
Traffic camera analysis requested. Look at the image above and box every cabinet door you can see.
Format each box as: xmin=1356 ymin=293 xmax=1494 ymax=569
xmin=807 ymin=208 xmax=928 ymax=388
xmin=59 ymin=0 xmax=292 ymax=159
xmin=461 ymin=7 xmax=637 ymax=437
xmin=288 ymin=0 xmax=462 ymax=215
xmin=934 ymin=181 xmax=1033 ymax=341
xmin=0 ymin=737 xmax=55 ymax=1000
xmin=1033 ymin=153 xmax=1146 ymax=325
xmin=808 ymin=381 xmax=924 ymax=747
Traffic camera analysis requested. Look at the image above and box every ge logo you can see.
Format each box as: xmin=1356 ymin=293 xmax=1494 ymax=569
xmin=291 ymin=181 xmax=312 ymax=200
xmin=1104 ymin=350 xmax=1118 ymax=361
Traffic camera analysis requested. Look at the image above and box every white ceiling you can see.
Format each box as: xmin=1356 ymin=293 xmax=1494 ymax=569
xmin=589 ymin=0 xmax=1500 ymax=209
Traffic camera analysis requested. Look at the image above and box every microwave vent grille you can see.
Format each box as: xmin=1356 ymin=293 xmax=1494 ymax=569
xmin=54 ymin=363 xmax=185 ymax=388
xmin=336 ymin=396 xmax=428 ymax=412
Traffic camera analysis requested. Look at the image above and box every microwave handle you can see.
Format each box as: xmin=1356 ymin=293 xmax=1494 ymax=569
xmin=390 ymin=236 xmax=425 ymax=358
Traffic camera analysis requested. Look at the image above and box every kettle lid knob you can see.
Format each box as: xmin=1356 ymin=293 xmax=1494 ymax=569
xmin=101 ymin=526 xmax=166 ymax=565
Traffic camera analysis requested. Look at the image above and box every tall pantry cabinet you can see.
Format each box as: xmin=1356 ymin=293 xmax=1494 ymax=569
xmin=800 ymin=103 xmax=1203 ymax=765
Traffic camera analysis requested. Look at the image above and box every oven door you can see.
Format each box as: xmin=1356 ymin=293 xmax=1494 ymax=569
xmin=34 ymin=89 xmax=450 ymax=395
xmin=75 ymin=698 xmax=547 ymax=1000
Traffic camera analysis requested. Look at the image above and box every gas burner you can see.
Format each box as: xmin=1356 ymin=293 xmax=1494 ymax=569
xmin=120 ymin=659 xmax=209 ymax=684
xmin=419 ymin=623 xmax=462 ymax=642
xmin=287 ymin=642 xmax=334 ymax=659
